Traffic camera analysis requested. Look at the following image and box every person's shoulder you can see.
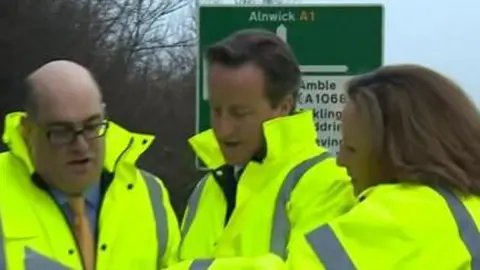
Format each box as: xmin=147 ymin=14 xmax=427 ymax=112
xmin=348 ymin=184 xmax=454 ymax=234
xmin=362 ymin=183 xmax=442 ymax=206
xmin=135 ymin=168 xmax=168 ymax=188
xmin=191 ymin=172 xmax=212 ymax=193
xmin=137 ymin=168 xmax=159 ymax=179
xmin=297 ymin=149 xmax=350 ymax=188
xmin=289 ymin=149 xmax=353 ymax=206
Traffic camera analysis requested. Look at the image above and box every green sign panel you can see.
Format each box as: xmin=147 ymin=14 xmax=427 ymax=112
xmin=196 ymin=4 xmax=384 ymax=169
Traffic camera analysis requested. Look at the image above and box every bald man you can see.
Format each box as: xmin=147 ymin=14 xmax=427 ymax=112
xmin=0 ymin=60 xmax=180 ymax=270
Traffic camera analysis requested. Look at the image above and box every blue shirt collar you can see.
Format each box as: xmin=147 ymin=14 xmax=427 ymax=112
xmin=50 ymin=182 xmax=100 ymax=209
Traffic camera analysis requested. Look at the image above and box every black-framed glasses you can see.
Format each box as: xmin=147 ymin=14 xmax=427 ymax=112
xmin=46 ymin=121 xmax=109 ymax=145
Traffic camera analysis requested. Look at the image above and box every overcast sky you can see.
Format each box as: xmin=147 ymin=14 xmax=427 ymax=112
xmin=300 ymin=0 xmax=480 ymax=105
xmin=202 ymin=0 xmax=480 ymax=105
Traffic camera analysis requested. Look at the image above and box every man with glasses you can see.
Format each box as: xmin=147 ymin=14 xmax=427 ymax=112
xmin=0 ymin=60 xmax=180 ymax=270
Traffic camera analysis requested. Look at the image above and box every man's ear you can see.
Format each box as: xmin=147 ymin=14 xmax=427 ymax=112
xmin=276 ymin=94 xmax=294 ymax=117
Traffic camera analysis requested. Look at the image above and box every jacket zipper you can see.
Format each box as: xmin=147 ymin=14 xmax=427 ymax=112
xmin=92 ymin=137 xmax=134 ymax=268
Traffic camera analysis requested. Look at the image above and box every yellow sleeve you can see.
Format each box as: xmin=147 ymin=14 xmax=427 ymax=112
xmin=288 ymin=208 xmax=417 ymax=269
xmin=178 ymin=174 xmax=210 ymax=261
xmin=180 ymin=174 xmax=208 ymax=231
xmin=163 ymin=253 xmax=286 ymax=270
xmin=287 ymin=187 xmax=438 ymax=270
xmin=288 ymin=156 xmax=355 ymax=234
xmin=157 ymin=178 xmax=181 ymax=268
xmin=286 ymin=156 xmax=356 ymax=269
xmin=286 ymin=229 xmax=326 ymax=270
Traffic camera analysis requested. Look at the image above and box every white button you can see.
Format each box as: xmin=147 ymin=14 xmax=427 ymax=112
xmin=215 ymin=170 xmax=223 ymax=177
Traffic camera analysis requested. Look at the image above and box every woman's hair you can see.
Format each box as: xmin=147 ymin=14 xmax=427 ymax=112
xmin=347 ymin=64 xmax=480 ymax=195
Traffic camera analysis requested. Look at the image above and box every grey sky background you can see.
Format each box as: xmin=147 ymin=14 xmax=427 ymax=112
xmin=317 ymin=0 xmax=480 ymax=104
xmin=198 ymin=0 xmax=480 ymax=105
xmin=295 ymin=0 xmax=480 ymax=105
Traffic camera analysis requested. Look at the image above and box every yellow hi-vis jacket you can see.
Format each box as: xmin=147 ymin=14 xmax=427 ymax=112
xmin=0 ymin=112 xmax=180 ymax=270
xmin=168 ymin=110 xmax=355 ymax=269
xmin=292 ymin=183 xmax=480 ymax=270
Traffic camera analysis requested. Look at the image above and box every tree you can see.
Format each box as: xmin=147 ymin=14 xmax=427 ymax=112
xmin=0 ymin=0 xmax=198 ymax=216
xmin=0 ymin=0 xmax=300 ymax=216
xmin=200 ymin=0 xmax=298 ymax=4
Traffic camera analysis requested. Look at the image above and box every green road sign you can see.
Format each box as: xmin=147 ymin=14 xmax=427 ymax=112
xmin=196 ymin=4 xmax=384 ymax=170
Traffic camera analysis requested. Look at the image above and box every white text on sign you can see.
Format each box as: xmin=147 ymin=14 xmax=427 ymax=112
xmin=296 ymin=75 xmax=353 ymax=156
xmin=248 ymin=10 xmax=316 ymax=22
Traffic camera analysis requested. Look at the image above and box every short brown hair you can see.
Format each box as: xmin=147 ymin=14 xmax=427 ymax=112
xmin=206 ymin=28 xmax=301 ymax=110
xmin=347 ymin=64 xmax=480 ymax=195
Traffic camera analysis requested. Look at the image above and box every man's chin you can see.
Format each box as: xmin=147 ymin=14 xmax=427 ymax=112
xmin=63 ymin=171 xmax=100 ymax=190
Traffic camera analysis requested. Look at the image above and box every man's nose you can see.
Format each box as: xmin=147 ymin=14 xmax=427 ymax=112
xmin=71 ymin=133 xmax=89 ymax=152
xmin=214 ymin=115 xmax=236 ymax=139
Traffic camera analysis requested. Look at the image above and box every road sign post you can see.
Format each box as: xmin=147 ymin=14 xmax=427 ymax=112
xmin=196 ymin=4 xmax=384 ymax=170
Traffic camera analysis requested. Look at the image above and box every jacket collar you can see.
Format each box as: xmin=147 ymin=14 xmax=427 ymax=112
xmin=189 ymin=110 xmax=319 ymax=170
xmin=2 ymin=112 xmax=155 ymax=174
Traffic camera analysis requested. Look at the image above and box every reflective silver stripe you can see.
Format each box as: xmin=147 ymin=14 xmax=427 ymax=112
xmin=181 ymin=174 xmax=209 ymax=241
xmin=1 ymin=171 xmax=171 ymax=269
xmin=433 ymin=186 xmax=480 ymax=269
xmin=0 ymin=212 xmax=5 ymax=270
xmin=141 ymin=170 xmax=168 ymax=269
xmin=24 ymin=247 xmax=69 ymax=270
xmin=271 ymin=151 xmax=332 ymax=259
xmin=306 ymin=186 xmax=480 ymax=269
xmin=189 ymin=259 xmax=214 ymax=269
xmin=180 ymin=152 xmax=332 ymax=259
xmin=306 ymin=225 xmax=355 ymax=270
